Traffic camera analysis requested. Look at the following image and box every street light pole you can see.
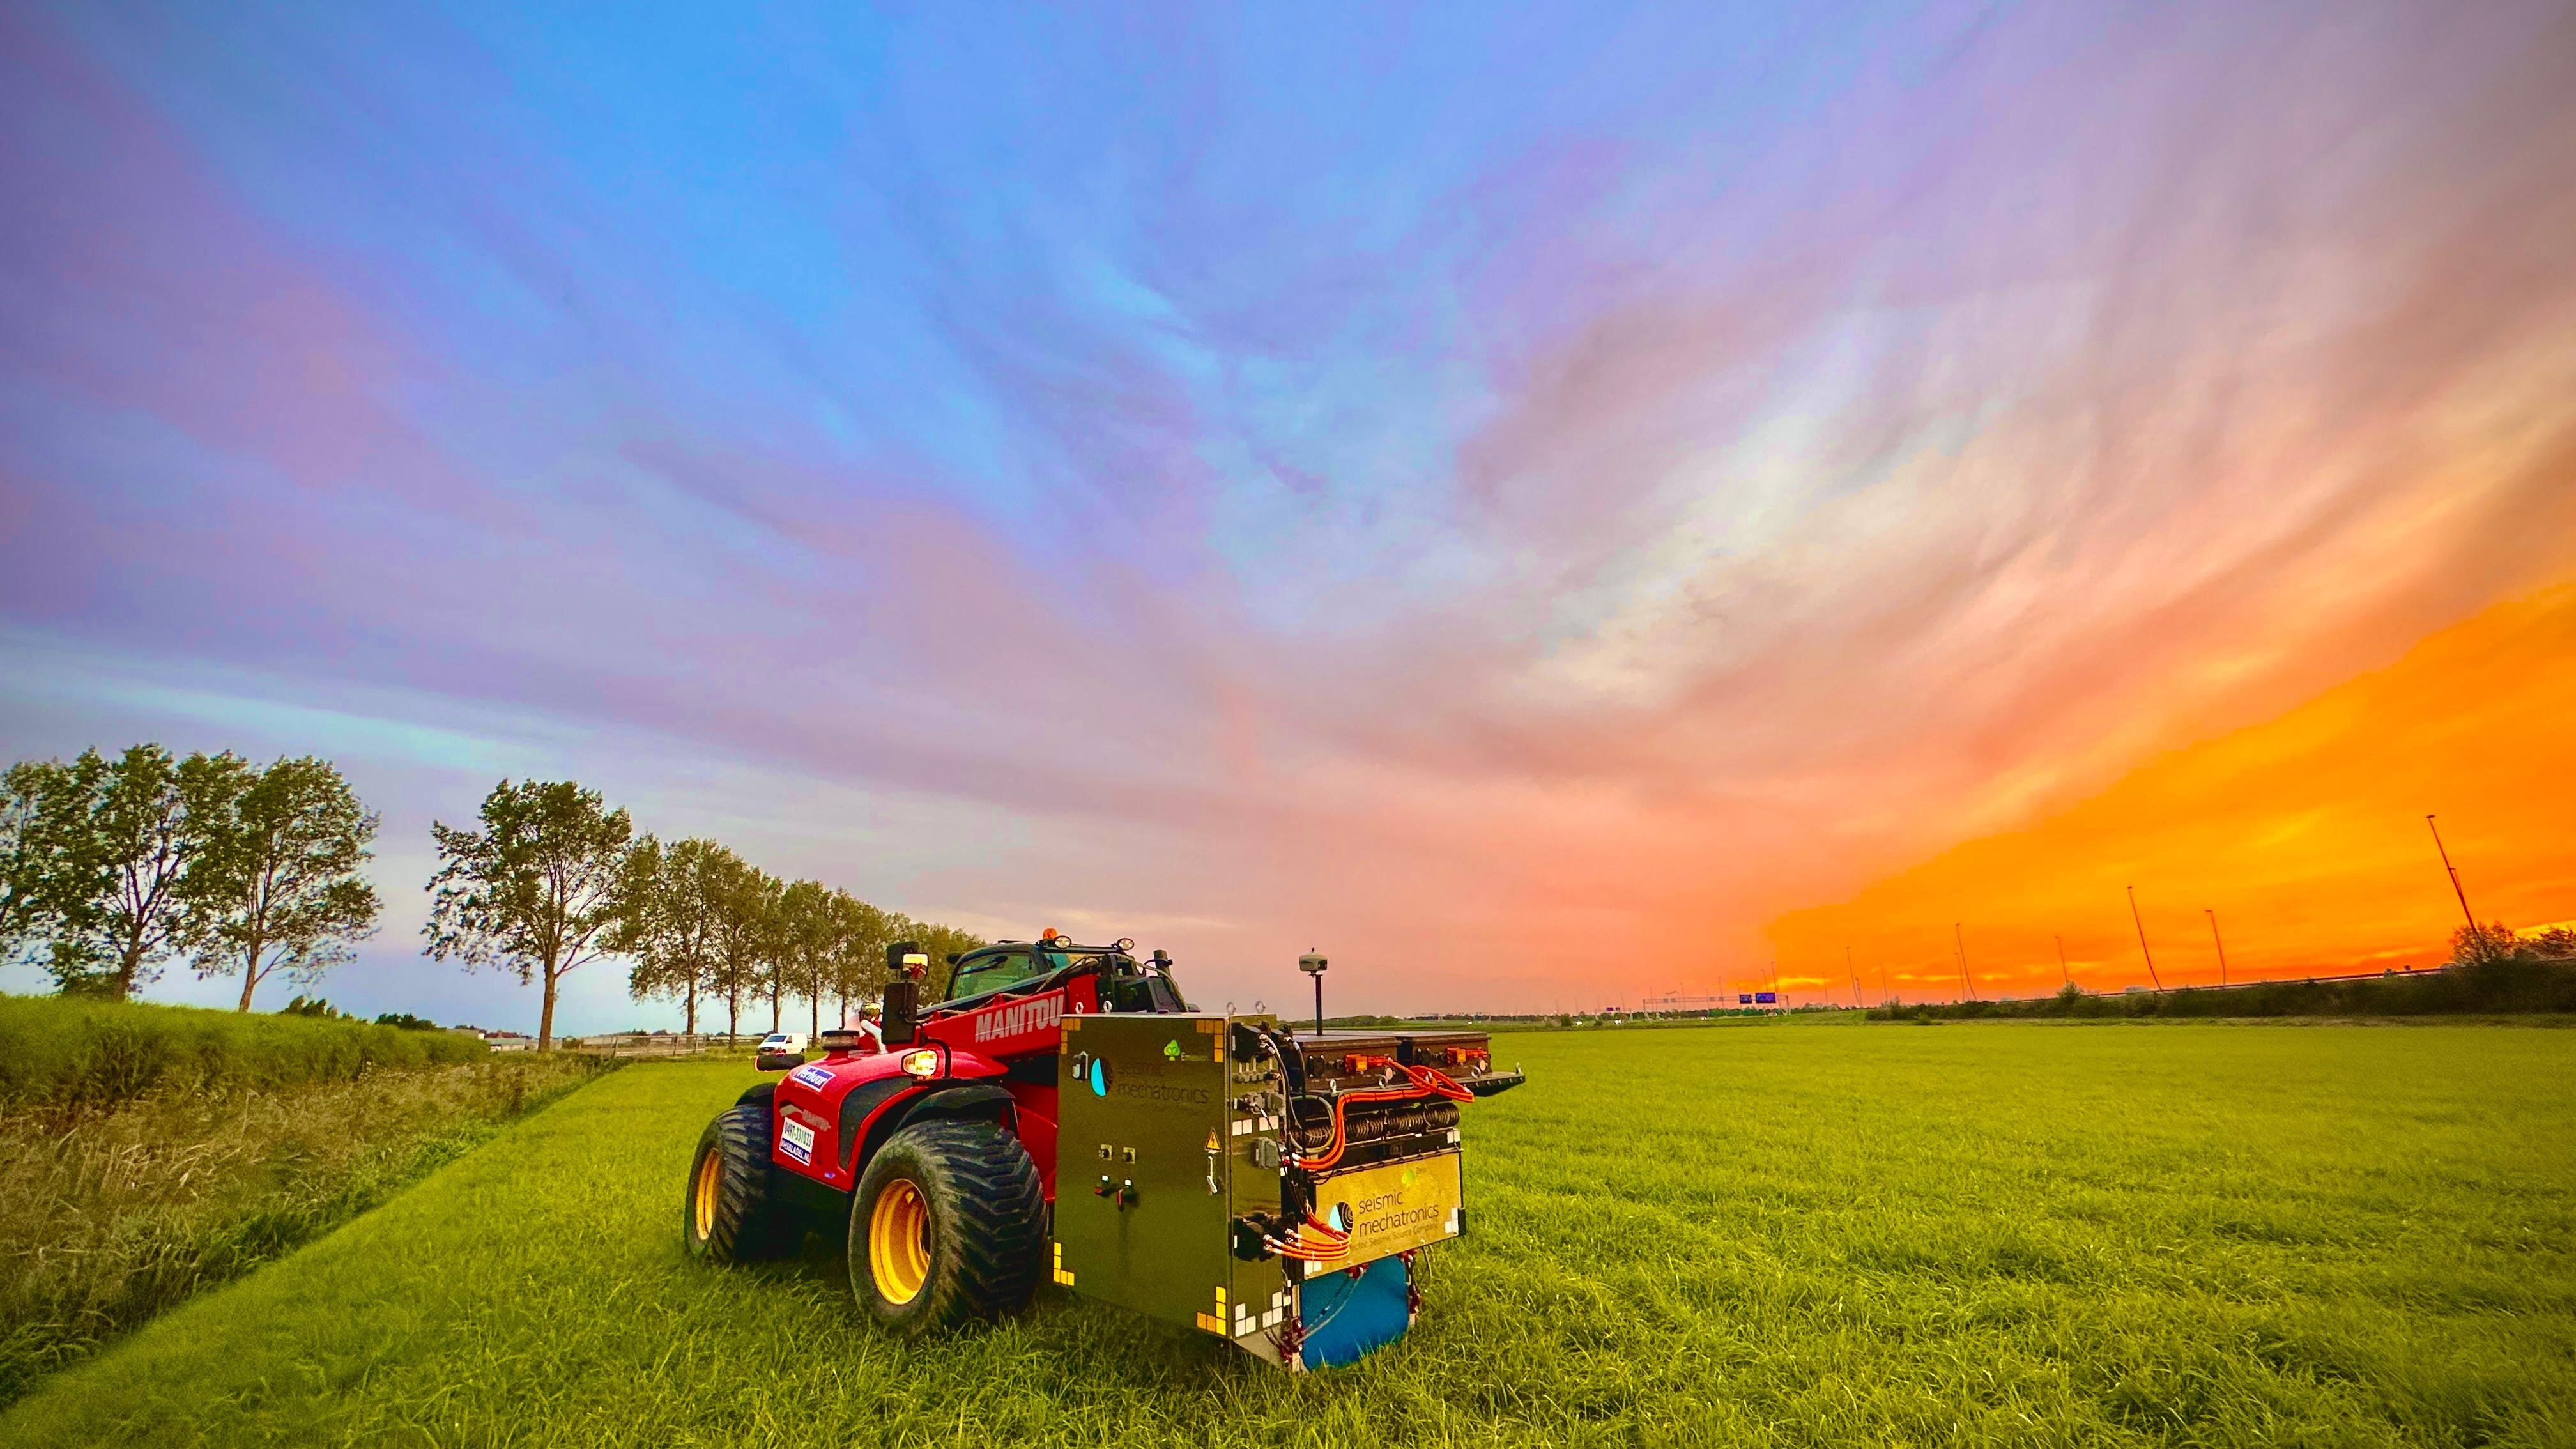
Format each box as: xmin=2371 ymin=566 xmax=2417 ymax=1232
xmin=2055 ymin=934 xmax=2071 ymax=988
xmin=2128 ymin=886 xmax=2164 ymax=990
xmin=2205 ymin=909 xmax=2230 ymax=986
xmin=1954 ymin=923 xmax=1977 ymax=1001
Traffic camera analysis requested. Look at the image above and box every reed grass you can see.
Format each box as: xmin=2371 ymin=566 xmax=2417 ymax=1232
xmin=0 ymin=1052 xmax=605 ymax=1404
xmin=0 ymin=994 xmax=487 ymax=1108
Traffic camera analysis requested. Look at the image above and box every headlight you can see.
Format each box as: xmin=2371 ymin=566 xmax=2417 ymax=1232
xmin=900 ymin=1048 xmax=940 ymax=1078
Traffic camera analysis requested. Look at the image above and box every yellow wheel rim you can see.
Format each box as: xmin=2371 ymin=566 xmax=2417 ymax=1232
xmin=691 ymin=1149 xmax=720 ymax=1241
xmin=869 ymin=1179 xmax=932 ymax=1305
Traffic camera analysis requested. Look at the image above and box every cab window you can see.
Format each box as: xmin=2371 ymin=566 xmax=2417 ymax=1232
xmin=943 ymin=947 xmax=1045 ymax=1003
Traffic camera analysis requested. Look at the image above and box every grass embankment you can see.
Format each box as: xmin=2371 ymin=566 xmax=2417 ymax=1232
xmin=1875 ymin=956 xmax=2576 ymax=1023
xmin=0 ymin=1031 xmax=602 ymax=1406
xmin=0 ymin=994 xmax=487 ymax=1108
xmin=8 ymin=1025 xmax=2575 ymax=1446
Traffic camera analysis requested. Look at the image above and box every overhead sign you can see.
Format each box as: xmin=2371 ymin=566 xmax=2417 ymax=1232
xmin=1754 ymin=992 xmax=1777 ymax=1004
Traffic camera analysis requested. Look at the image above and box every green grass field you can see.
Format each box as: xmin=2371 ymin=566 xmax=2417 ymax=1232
xmin=6 ymin=1022 xmax=2571 ymax=1447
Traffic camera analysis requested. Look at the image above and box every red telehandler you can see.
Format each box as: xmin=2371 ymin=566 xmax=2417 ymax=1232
xmin=685 ymin=933 xmax=1522 ymax=1368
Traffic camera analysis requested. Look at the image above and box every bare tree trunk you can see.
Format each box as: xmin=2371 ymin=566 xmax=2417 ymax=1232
xmin=684 ymin=978 xmax=698 ymax=1035
xmin=539 ymin=956 xmax=560 ymax=1051
xmin=769 ymin=985 xmax=781 ymax=1034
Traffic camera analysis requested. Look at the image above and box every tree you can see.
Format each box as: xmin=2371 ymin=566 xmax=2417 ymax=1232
xmin=913 ymin=919 xmax=990 ymax=988
xmin=750 ymin=870 xmax=790 ymax=1034
xmin=771 ymin=879 xmax=851 ymax=1037
xmin=2529 ymin=927 xmax=2576 ymax=962
xmin=700 ymin=850 xmax=772 ymax=1040
xmin=609 ymin=836 xmax=727 ymax=1034
xmin=183 ymin=755 xmax=381 ymax=1011
xmin=0 ymin=767 xmax=33 ymax=957
xmin=424 ymin=779 xmax=634 ymax=1052
xmin=2449 ymin=919 xmax=2524 ymax=966
xmin=822 ymin=889 xmax=893 ymax=1029
xmin=1 ymin=755 xmax=103 ymax=969
xmin=36 ymin=746 xmax=231 ymax=1000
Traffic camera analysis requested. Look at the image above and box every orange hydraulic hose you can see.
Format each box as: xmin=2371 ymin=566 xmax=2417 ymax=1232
xmin=1290 ymin=1062 xmax=1473 ymax=1174
xmin=1264 ymin=1215 xmax=1351 ymax=1261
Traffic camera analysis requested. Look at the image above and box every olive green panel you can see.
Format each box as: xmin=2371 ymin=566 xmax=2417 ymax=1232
xmin=1057 ymin=1013 xmax=1283 ymax=1335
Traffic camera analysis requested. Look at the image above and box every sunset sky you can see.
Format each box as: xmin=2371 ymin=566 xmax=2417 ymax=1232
xmin=3 ymin=3 xmax=2573 ymax=1029
xmin=1767 ymin=586 xmax=2576 ymax=1003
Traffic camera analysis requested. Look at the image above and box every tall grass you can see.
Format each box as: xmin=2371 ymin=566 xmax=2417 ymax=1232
xmin=0 ymin=1052 xmax=608 ymax=1405
xmin=1871 ymin=955 xmax=2576 ymax=1022
xmin=0 ymin=994 xmax=488 ymax=1108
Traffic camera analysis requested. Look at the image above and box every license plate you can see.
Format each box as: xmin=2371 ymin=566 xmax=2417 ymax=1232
xmin=1305 ymin=1153 xmax=1462 ymax=1274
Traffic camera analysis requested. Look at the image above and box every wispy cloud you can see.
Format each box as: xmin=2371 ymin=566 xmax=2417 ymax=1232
xmin=3 ymin=1 xmax=2572 ymax=1019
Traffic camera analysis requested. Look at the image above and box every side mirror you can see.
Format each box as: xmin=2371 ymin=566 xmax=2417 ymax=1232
xmin=883 ymin=940 xmax=924 ymax=1045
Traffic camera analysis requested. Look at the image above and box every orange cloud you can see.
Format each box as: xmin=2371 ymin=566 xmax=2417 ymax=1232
xmin=1765 ymin=585 xmax=2576 ymax=1001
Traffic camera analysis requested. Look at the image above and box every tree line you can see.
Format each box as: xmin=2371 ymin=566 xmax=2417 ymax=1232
xmin=3 ymin=745 xmax=983 ymax=1049
xmin=0 ymin=746 xmax=378 ymax=1009
xmin=424 ymin=777 xmax=983 ymax=1048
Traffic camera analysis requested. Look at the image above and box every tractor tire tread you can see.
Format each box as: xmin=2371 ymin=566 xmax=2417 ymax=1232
xmin=851 ymin=1117 xmax=1045 ymax=1334
xmin=686 ymin=1101 xmax=797 ymax=1263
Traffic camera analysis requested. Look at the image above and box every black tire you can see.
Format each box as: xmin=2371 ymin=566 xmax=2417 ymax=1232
xmin=683 ymin=1101 xmax=796 ymax=1263
xmin=848 ymin=1119 xmax=1045 ymax=1336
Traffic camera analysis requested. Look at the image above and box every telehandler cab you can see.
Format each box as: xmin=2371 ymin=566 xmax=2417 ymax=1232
xmin=684 ymin=933 xmax=1522 ymax=1369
